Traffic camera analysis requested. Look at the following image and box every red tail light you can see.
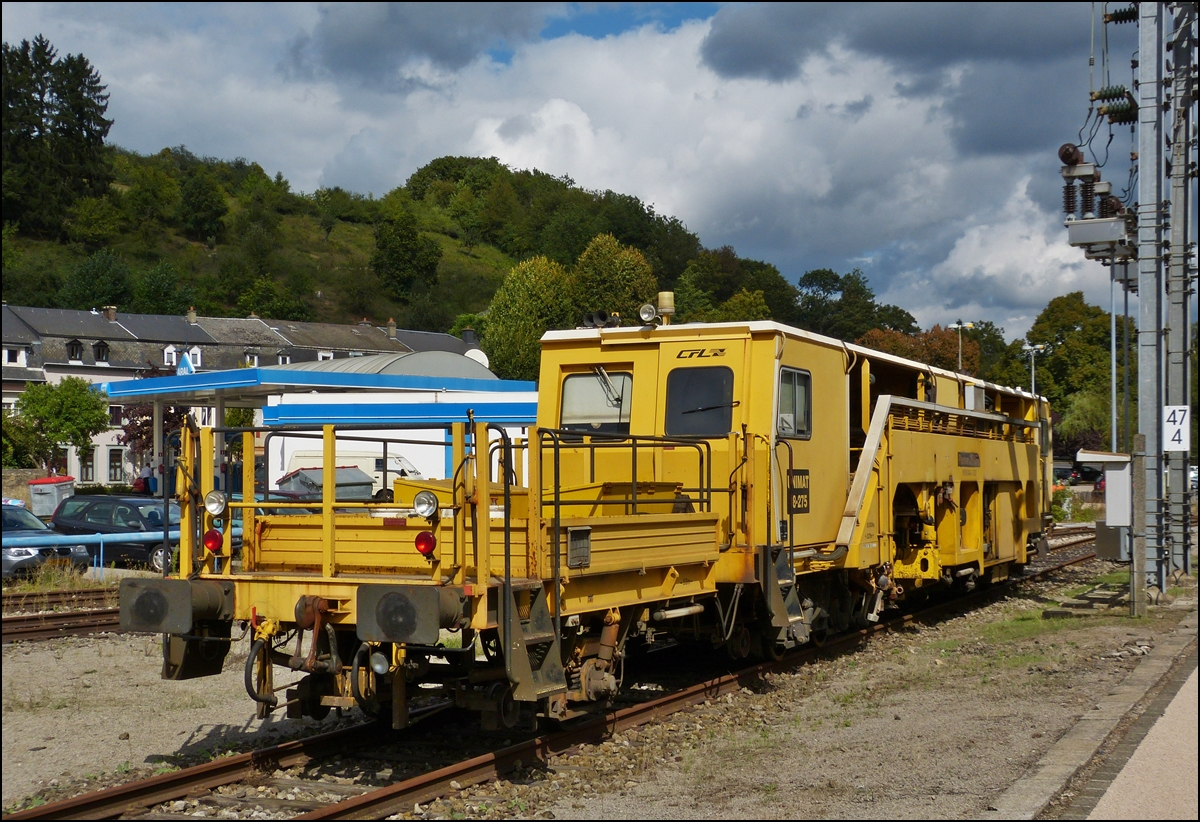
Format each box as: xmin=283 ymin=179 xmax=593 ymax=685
xmin=203 ymin=529 xmax=223 ymax=553
xmin=415 ymin=531 xmax=436 ymax=557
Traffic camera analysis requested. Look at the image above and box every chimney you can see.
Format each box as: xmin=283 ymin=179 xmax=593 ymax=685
xmin=386 ymin=318 xmax=396 ymax=340
xmin=248 ymin=311 xmax=259 ymax=319
xmin=358 ymin=318 xmax=372 ymax=327
xmin=461 ymin=328 xmax=480 ymax=349
xmin=187 ymin=306 xmax=197 ymax=324
xmin=102 ymin=305 xmax=117 ymax=322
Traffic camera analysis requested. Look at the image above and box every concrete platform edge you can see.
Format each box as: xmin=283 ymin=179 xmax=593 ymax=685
xmin=984 ymin=604 xmax=1199 ymax=820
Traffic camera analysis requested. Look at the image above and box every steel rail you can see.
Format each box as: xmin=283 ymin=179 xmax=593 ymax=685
xmin=1 ymin=724 xmax=381 ymax=821
xmin=2 ymin=588 xmax=115 ymax=613
xmin=2 ymin=608 xmax=121 ymax=643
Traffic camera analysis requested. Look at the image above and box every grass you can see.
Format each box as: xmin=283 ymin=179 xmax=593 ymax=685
xmin=1094 ymin=570 xmax=1131 ymax=586
xmin=2 ymin=562 xmax=112 ymax=594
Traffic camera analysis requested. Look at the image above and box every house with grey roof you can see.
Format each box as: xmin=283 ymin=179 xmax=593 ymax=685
xmin=2 ymin=302 xmax=488 ymax=487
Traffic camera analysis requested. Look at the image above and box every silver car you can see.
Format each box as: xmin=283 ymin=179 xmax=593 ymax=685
xmin=2 ymin=504 xmax=91 ymax=578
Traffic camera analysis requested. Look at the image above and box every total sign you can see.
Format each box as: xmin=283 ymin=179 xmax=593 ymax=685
xmin=1163 ymin=406 xmax=1190 ymax=452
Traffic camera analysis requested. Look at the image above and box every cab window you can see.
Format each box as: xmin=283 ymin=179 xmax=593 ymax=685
xmin=560 ymin=370 xmax=632 ymax=436
xmin=778 ymin=368 xmax=812 ymax=438
xmin=665 ymin=366 xmax=735 ymax=437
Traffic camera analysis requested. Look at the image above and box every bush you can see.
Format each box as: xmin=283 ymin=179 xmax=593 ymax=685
xmin=75 ymin=484 xmax=134 ymax=495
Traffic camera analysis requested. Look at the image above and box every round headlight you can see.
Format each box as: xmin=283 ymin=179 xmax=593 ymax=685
xmin=412 ymin=490 xmax=439 ymax=519
xmin=204 ymin=490 xmax=227 ymax=516
xmin=370 ymin=651 xmax=390 ymax=675
xmin=638 ymin=303 xmax=658 ymax=324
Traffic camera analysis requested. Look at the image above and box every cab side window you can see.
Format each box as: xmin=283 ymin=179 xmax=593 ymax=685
xmin=778 ymin=368 xmax=812 ymax=439
xmin=665 ymin=367 xmax=735 ymax=437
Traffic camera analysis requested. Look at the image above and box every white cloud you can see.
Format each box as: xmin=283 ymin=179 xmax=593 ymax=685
xmin=882 ymin=177 xmax=1111 ymax=337
xmin=2 ymin=5 xmax=1129 ymax=337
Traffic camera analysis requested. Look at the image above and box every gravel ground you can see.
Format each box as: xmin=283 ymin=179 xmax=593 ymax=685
xmin=1 ymin=631 xmax=354 ymax=811
xmin=2 ymin=557 xmax=1195 ymax=818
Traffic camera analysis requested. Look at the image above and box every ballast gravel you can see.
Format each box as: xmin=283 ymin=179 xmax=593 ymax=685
xmin=2 ymin=556 xmax=1195 ymax=819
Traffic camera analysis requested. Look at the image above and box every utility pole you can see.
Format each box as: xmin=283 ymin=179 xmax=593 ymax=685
xmin=1137 ymin=1 xmax=1166 ymax=592
xmin=1164 ymin=4 xmax=1196 ymax=580
xmin=1023 ymin=343 xmax=1046 ymax=395
xmin=950 ymin=320 xmax=973 ymax=372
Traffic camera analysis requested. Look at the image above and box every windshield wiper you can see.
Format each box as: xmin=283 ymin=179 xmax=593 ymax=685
xmin=682 ymin=400 xmax=740 ymax=414
xmin=592 ymin=365 xmax=624 ymax=408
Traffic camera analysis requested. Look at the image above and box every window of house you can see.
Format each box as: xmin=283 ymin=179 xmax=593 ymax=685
xmin=665 ymin=367 xmax=736 ymax=437
xmin=4 ymin=348 xmax=23 ymax=366
xmin=317 ymin=351 xmax=334 ymax=361
xmin=109 ymin=405 xmax=123 ymax=426
xmin=164 ymin=345 xmax=177 ymax=366
xmin=560 ymin=370 xmax=632 ymax=436
xmin=189 ymin=346 xmax=202 ymax=368
xmin=244 ymin=353 xmax=259 ymax=367
xmin=108 ymin=448 xmax=125 ymax=483
xmin=777 ymin=368 xmax=812 ymax=439
xmin=349 ymin=351 xmax=364 ymax=357
xmin=277 ymin=352 xmax=291 ymax=365
xmin=93 ymin=341 xmax=109 ymax=363
xmin=67 ymin=339 xmax=84 ymax=361
xmin=80 ymin=449 xmax=95 ymax=482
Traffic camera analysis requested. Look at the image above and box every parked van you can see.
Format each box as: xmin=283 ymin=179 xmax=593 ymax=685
xmin=284 ymin=450 xmax=424 ymax=495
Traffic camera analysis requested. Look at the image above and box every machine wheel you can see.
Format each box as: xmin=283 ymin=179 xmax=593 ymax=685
xmin=489 ymin=681 xmax=520 ymax=729
xmin=726 ymin=625 xmax=752 ymax=660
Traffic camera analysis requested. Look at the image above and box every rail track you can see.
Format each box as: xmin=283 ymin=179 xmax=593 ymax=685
xmin=2 ymin=607 xmax=122 ymax=643
xmin=2 ymin=587 xmax=116 ymax=614
xmin=6 ymin=533 xmax=1098 ymax=821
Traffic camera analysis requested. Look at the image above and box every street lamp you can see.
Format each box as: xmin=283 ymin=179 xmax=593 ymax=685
xmin=949 ymin=320 xmax=974 ymax=372
xmin=1022 ymin=343 xmax=1047 ymax=395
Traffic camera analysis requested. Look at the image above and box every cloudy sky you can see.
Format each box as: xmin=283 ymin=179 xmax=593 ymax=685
xmin=3 ymin=2 xmax=1144 ymax=338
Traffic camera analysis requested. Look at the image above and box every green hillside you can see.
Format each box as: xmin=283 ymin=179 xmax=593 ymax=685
xmin=2 ymin=144 xmax=718 ymax=332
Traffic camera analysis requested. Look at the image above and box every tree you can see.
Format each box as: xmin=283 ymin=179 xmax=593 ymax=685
xmin=573 ymin=234 xmax=658 ymax=325
xmin=371 ymin=206 xmax=441 ymax=301
xmin=13 ymin=376 xmax=109 ymax=468
xmin=483 ymin=256 xmax=575 ymax=381
xmin=236 ymin=275 xmax=310 ymax=321
xmin=855 ymin=325 xmax=980 ymax=372
xmin=131 ymin=261 xmax=194 ymax=316
xmin=794 ymin=268 xmax=917 ymax=342
xmin=119 ymin=366 xmax=186 ymax=459
xmin=963 ymin=320 xmax=1009 ymax=382
xmin=2 ymin=35 xmax=112 ymax=236
xmin=337 ymin=259 xmax=383 ymax=318
xmin=2 ymin=407 xmax=43 ymax=467
xmin=123 ymin=163 xmax=179 ymax=227
xmin=179 ymin=168 xmax=227 ymax=241
xmin=64 ymin=195 xmax=120 ymax=245
xmin=672 ymin=247 xmax=797 ymax=324
xmin=58 ymin=248 xmax=133 ymax=310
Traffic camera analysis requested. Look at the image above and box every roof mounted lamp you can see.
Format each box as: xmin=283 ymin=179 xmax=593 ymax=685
xmin=658 ymin=291 xmax=674 ymax=326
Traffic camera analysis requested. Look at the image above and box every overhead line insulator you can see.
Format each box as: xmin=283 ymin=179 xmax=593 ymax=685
xmin=1103 ymin=6 xmax=1137 ymax=25
xmin=1091 ymin=85 xmax=1130 ymax=102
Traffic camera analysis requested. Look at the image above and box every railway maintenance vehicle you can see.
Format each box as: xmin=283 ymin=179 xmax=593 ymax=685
xmin=120 ymin=295 xmax=1052 ymax=728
